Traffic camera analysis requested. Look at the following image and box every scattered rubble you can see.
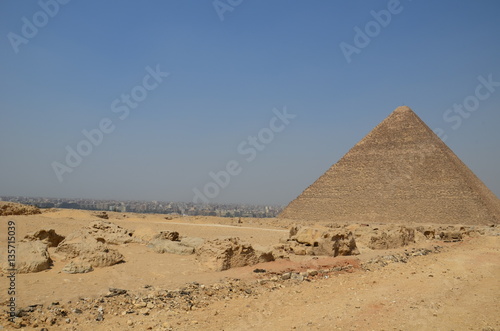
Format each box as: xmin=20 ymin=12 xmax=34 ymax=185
xmin=362 ymin=246 xmax=443 ymax=270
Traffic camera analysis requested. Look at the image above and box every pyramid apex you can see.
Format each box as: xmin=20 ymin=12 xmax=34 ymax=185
xmin=393 ymin=105 xmax=413 ymax=113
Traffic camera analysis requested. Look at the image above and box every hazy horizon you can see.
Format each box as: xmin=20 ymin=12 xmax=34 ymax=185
xmin=1 ymin=1 xmax=499 ymax=205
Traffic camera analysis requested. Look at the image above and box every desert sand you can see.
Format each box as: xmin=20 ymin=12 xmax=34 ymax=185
xmin=0 ymin=207 xmax=499 ymax=330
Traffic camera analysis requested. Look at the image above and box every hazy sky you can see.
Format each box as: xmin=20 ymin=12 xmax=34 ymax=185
xmin=1 ymin=0 xmax=499 ymax=205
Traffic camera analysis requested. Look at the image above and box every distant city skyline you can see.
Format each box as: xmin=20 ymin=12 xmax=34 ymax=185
xmin=1 ymin=1 xmax=499 ymax=205
xmin=0 ymin=195 xmax=283 ymax=218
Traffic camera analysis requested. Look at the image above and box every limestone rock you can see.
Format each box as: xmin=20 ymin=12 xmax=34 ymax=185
xmin=24 ymin=229 xmax=65 ymax=247
xmin=288 ymin=226 xmax=359 ymax=257
xmin=2 ymin=241 xmax=52 ymax=273
xmin=54 ymin=230 xmax=124 ymax=268
xmin=368 ymin=226 xmax=415 ymax=249
xmin=180 ymin=237 xmax=205 ymax=249
xmin=147 ymin=239 xmax=194 ymax=255
xmin=151 ymin=231 xmax=179 ymax=242
xmin=86 ymin=220 xmax=135 ymax=244
xmin=196 ymin=237 xmax=274 ymax=271
xmin=316 ymin=230 xmax=359 ymax=256
xmin=62 ymin=261 xmax=93 ymax=274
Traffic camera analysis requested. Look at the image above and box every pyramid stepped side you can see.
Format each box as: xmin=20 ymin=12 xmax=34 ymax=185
xmin=279 ymin=106 xmax=500 ymax=225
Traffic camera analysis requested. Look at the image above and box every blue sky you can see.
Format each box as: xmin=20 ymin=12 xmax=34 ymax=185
xmin=0 ymin=0 xmax=499 ymax=205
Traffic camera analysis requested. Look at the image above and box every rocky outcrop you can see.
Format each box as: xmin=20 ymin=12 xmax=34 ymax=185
xmin=85 ymin=220 xmax=135 ymax=244
xmin=1 ymin=241 xmax=52 ymax=273
xmin=23 ymin=229 xmax=65 ymax=247
xmin=147 ymin=231 xmax=206 ymax=255
xmin=147 ymin=239 xmax=194 ymax=255
xmin=196 ymin=237 xmax=275 ymax=271
xmin=54 ymin=230 xmax=124 ymax=268
xmin=368 ymin=226 xmax=415 ymax=249
xmin=62 ymin=261 xmax=93 ymax=274
xmin=285 ymin=226 xmax=359 ymax=257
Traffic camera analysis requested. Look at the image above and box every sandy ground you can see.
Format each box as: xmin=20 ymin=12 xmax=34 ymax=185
xmin=0 ymin=209 xmax=499 ymax=330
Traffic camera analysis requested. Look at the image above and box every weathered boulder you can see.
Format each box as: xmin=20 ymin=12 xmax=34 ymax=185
xmin=293 ymin=227 xmax=324 ymax=246
xmin=180 ymin=237 xmax=205 ymax=249
xmin=196 ymin=237 xmax=274 ymax=271
xmin=147 ymin=239 xmax=194 ymax=255
xmin=316 ymin=231 xmax=359 ymax=256
xmin=368 ymin=226 xmax=415 ymax=249
xmin=1 ymin=241 xmax=52 ymax=273
xmin=62 ymin=260 xmax=93 ymax=274
xmin=54 ymin=230 xmax=124 ymax=268
xmin=438 ymin=231 xmax=462 ymax=242
xmin=151 ymin=231 xmax=179 ymax=242
xmin=23 ymin=229 xmax=65 ymax=247
xmin=132 ymin=227 xmax=158 ymax=242
xmin=287 ymin=226 xmax=360 ymax=257
xmin=86 ymin=220 xmax=135 ymax=244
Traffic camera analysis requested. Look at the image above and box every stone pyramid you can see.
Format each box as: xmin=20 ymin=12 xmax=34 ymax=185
xmin=279 ymin=106 xmax=500 ymax=225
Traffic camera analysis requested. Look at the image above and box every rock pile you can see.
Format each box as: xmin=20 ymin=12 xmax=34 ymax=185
xmin=0 ymin=202 xmax=41 ymax=216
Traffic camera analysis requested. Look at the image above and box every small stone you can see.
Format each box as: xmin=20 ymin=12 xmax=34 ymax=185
xmin=139 ymin=308 xmax=150 ymax=315
xmin=307 ymin=269 xmax=318 ymax=276
xmin=127 ymin=319 xmax=134 ymax=326
xmin=146 ymin=302 xmax=155 ymax=309
xmin=281 ymin=272 xmax=291 ymax=280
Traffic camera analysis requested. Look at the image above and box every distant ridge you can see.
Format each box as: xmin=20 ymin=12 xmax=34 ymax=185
xmin=279 ymin=106 xmax=500 ymax=225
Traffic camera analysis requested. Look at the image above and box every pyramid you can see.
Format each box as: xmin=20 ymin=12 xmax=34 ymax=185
xmin=279 ymin=106 xmax=500 ymax=225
